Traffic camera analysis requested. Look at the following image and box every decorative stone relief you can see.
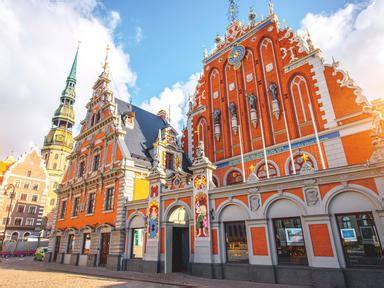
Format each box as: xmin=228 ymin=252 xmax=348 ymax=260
xmin=246 ymin=73 xmax=253 ymax=82
xmin=229 ymin=82 xmax=235 ymax=91
xmin=249 ymin=194 xmax=261 ymax=212
xmin=304 ymin=187 xmax=319 ymax=206
xmin=229 ymin=102 xmax=238 ymax=135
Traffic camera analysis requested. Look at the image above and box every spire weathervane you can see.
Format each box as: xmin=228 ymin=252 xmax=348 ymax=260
xmin=102 ymin=44 xmax=111 ymax=74
xmin=268 ymin=0 xmax=274 ymax=16
xmin=228 ymin=0 xmax=238 ymax=22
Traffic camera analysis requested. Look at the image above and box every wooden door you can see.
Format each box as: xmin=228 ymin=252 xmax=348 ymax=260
xmin=99 ymin=233 xmax=110 ymax=266
xmin=53 ymin=236 xmax=60 ymax=261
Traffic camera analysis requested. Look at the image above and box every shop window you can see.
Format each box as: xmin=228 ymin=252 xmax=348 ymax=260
xmin=131 ymin=228 xmax=144 ymax=259
xmin=224 ymin=221 xmax=249 ymax=263
xmin=226 ymin=170 xmax=243 ymax=185
xmin=82 ymin=233 xmax=91 ymax=254
xmin=60 ymin=200 xmax=67 ymax=219
xmin=165 ymin=152 xmax=174 ymax=170
xmin=104 ymin=187 xmax=114 ymax=211
xmin=87 ymin=193 xmax=96 ymax=214
xmin=72 ymin=197 xmax=80 ymax=217
xmin=67 ymin=234 xmax=75 ymax=254
xmin=336 ymin=212 xmax=383 ymax=267
xmin=273 ymin=217 xmax=308 ymax=265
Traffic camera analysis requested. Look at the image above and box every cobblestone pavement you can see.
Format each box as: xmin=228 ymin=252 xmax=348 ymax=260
xmin=0 ymin=257 xmax=311 ymax=288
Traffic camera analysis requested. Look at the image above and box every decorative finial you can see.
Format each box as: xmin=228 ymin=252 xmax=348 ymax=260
xmin=248 ymin=7 xmax=256 ymax=24
xmin=203 ymin=47 xmax=208 ymax=60
xmin=228 ymin=0 xmax=238 ymax=22
xmin=102 ymin=44 xmax=111 ymax=74
xmin=306 ymin=30 xmax=315 ymax=52
xmin=268 ymin=0 xmax=274 ymax=16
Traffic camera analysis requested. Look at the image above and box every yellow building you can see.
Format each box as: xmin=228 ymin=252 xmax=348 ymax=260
xmin=40 ymin=48 xmax=78 ymax=229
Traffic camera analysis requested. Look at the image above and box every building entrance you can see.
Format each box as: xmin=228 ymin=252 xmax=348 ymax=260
xmin=172 ymin=227 xmax=189 ymax=272
xmin=53 ymin=236 xmax=60 ymax=262
xmin=99 ymin=232 xmax=110 ymax=266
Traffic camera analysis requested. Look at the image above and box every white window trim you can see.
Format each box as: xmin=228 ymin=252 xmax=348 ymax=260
xmin=86 ymin=192 xmax=96 ymax=215
xmin=103 ymin=186 xmax=115 ymax=212
xmin=17 ymin=204 xmax=25 ymax=213
xmin=31 ymin=194 xmax=39 ymax=202
xmin=59 ymin=198 xmax=68 ymax=220
xmin=25 ymin=218 xmax=34 ymax=226
xmin=14 ymin=217 xmax=23 ymax=226
xmin=28 ymin=206 xmax=37 ymax=214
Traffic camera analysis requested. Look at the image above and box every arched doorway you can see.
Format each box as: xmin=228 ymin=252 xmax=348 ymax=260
xmin=166 ymin=205 xmax=190 ymax=273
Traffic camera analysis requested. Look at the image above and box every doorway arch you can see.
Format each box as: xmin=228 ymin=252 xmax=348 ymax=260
xmin=164 ymin=203 xmax=192 ymax=273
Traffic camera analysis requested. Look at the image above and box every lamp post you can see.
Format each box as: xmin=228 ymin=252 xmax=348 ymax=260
xmin=2 ymin=184 xmax=16 ymax=248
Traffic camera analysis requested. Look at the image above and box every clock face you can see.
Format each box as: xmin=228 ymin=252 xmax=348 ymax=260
xmin=228 ymin=44 xmax=245 ymax=70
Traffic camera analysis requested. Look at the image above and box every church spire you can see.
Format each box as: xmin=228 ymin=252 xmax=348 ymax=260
xmin=67 ymin=43 xmax=79 ymax=82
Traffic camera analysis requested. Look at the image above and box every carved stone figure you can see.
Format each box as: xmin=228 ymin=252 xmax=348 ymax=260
xmin=269 ymin=82 xmax=281 ymax=120
xmin=229 ymin=102 xmax=238 ymax=134
xmin=249 ymin=195 xmax=260 ymax=212
xmin=300 ymin=161 xmax=314 ymax=175
xmin=305 ymin=188 xmax=319 ymax=206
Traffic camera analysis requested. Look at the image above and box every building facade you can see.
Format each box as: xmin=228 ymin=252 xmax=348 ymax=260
xmin=41 ymin=48 xmax=79 ymax=233
xmin=47 ymin=4 xmax=384 ymax=288
xmin=0 ymin=148 xmax=49 ymax=242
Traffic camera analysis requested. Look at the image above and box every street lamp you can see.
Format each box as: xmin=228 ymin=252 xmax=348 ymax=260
xmin=2 ymin=184 xmax=16 ymax=245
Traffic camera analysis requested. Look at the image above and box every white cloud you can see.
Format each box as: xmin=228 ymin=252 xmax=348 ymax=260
xmin=299 ymin=0 xmax=384 ymax=100
xmin=0 ymin=0 xmax=136 ymax=159
xmin=140 ymin=73 xmax=200 ymax=133
xmin=135 ymin=26 xmax=144 ymax=44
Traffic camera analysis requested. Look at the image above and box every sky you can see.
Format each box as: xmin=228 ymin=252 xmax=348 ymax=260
xmin=0 ymin=0 xmax=383 ymax=159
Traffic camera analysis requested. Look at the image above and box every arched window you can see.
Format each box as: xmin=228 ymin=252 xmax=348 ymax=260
xmin=11 ymin=232 xmax=18 ymax=241
xmin=23 ymin=232 xmax=30 ymax=241
xmin=256 ymin=161 xmax=279 ymax=179
xmin=226 ymin=170 xmax=243 ymax=185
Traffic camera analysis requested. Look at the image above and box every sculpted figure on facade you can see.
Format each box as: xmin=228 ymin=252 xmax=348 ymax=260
xmin=269 ymin=82 xmax=280 ymax=120
xmin=304 ymin=187 xmax=319 ymax=206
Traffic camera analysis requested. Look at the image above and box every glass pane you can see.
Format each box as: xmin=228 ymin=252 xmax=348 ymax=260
xmin=336 ymin=212 xmax=383 ymax=267
xmin=132 ymin=228 xmax=144 ymax=258
xmin=225 ymin=222 xmax=248 ymax=263
xmin=273 ymin=217 xmax=308 ymax=265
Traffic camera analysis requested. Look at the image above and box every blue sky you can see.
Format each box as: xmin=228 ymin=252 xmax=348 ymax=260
xmin=102 ymin=0 xmax=365 ymax=104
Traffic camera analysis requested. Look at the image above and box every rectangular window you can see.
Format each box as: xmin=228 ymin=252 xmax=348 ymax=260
xmin=60 ymin=200 xmax=67 ymax=219
xmin=32 ymin=184 xmax=39 ymax=190
xmin=92 ymin=154 xmax=100 ymax=171
xmin=23 ymin=182 xmax=30 ymax=189
xmin=17 ymin=205 xmax=25 ymax=213
xmin=87 ymin=193 xmax=96 ymax=214
xmin=15 ymin=180 xmax=20 ymax=188
xmin=336 ymin=212 xmax=383 ymax=267
xmin=72 ymin=197 xmax=80 ymax=217
xmin=20 ymin=193 xmax=27 ymax=201
xmin=78 ymin=161 xmax=85 ymax=178
xmin=165 ymin=152 xmax=174 ymax=170
xmin=104 ymin=187 xmax=114 ymax=211
xmin=131 ymin=228 xmax=144 ymax=258
xmin=67 ymin=234 xmax=75 ymax=254
xmin=82 ymin=233 xmax=91 ymax=254
xmin=224 ymin=221 xmax=249 ymax=263
xmin=28 ymin=206 xmax=36 ymax=214
xmin=25 ymin=218 xmax=34 ymax=226
xmin=273 ymin=217 xmax=308 ymax=265
xmin=31 ymin=195 xmax=38 ymax=202
xmin=14 ymin=218 xmax=22 ymax=226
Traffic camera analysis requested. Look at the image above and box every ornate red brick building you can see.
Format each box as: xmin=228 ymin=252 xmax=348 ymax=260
xmin=48 ymin=3 xmax=384 ymax=288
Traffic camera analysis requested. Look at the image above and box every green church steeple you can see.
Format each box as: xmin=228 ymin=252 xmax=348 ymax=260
xmin=42 ymin=47 xmax=79 ymax=152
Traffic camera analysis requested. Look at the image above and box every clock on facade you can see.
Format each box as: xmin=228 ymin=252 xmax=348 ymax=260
xmin=228 ymin=44 xmax=245 ymax=70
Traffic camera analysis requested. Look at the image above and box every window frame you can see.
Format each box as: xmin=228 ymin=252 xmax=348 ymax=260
xmin=92 ymin=153 xmax=100 ymax=172
xmin=86 ymin=192 xmax=96 ymax=215
xmin=131 ymin=228 xmax=144 ymax=259
xmin=82 ymin=233 xmax=91 ymax=255
xmin=17 ymin=204 xmax=25 ymax=213
xmin=14 ymin=217 xmax=23 ymax=226
xmin=72 ymin=197 xmax=80 ymax=217
xmin=28 ymin=206 xmax=37 ymax=214
xmin=60 ymin=199 xmax=67 ymax=219
xmin=272 ymin=216 xmax=308 ymax=266
xmin=224 ymin=221 xmax=249 ymax=263
xmin=25 ymin=218 xmax=34 ymax=226
xmin=20 ymin=193 xmax=27 ymax=201
xmin=67 ymin=234 xmax=75 ymax=254
xmin=104 ymin=187 xmax=114 ymax=211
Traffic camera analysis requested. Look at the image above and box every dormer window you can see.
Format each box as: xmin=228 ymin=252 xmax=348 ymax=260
xmin=165 ymin=152 xmax=174 ymax=170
